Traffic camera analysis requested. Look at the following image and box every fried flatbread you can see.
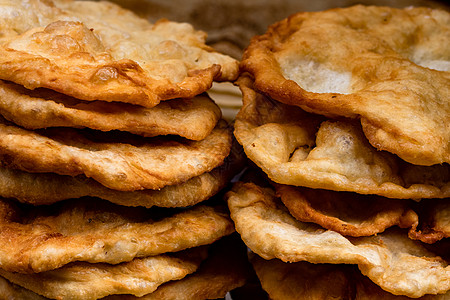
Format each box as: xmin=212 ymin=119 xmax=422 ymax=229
xmin=251 ymin=255 xmax=449 ymax=300
xmin=234 ymin=75 xmax=450 ymax=199
xmin=57 ymin=0 xmax=239 ymax=81
xmin=276 ymin=184 xmax=418 ymax=237
xmin=0 ymin=246 xmax=207 ymax=300
xmin=0 ymin=0 xmax=64 ymax=41
xmin=0 ymin=80 xmax=221 ymax=140
xmin=0 ymin=140 xmax=244 ymax=207
xmin=0 ymin=275 xmax=47 ymax=300
xmin=0 ymin=0 xmax=238 ymax=107
xmin=0 ymin=235 xmax=250 ymax=300
xmin=240 ymin=5 xmax=450 ymax=166
xmin=0 ymin=198 xmax=234 ymax=273
xmin=226 ymin=182 xmax=450 ymax=298
xmin=354 ymin=268 xmax=450 ymax=300
xmin=409 ymin=199 xmax=450 ymax=244
xmin=105 ymin=234 xmax=251 ymax=300
xmin=0 ymin=118 xmax=232 ymax=191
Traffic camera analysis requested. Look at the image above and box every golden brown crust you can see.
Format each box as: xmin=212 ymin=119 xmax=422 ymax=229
xmin=0 ymin=198 xmax=234 ymax=273
xmin=110 ymin=235 xmax=251 ymax=300
xmin=354 ymin=271 xmax=450 ymax=300
xmin=0 ymin=139 xmax=244 ymax=207
xmin=408 ymin=198 xmax=450 ymax=244
xmin=0 ymin=1 xmax=239 ymax=107
xmin=0 ymin=235 xmax=250 ymax=300
xmin=251 ymin=255 xmax=450 ymax=300
xmin=0 ymin=276 xmax=48 ymax=300
xmin=0 ymin=118 xmax=232 ymax=191
xmin=226 ymin=181 xmax=450 ymax=298
xmin=234 ymin=75 xmax=450 ymax=199
xmin=275 ymin=184 xmax=419 ymax=237
xmin=240 ymin=5 xmax=450 ymax=165
xmin=0 ymin=247 xmax=208 ymax=300
xmin=276 ymin=184 xmax=450 ymax=244
xmin=0 ymin=80 xmax=222 ymax=140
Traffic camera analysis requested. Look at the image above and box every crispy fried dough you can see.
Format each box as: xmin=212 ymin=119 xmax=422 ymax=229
xmin=276 ymin=184 xmax=450 ymax=243
xmin=0 ymin=235 xmax=250 ymax=300
xmin=234 ymin=75 xmax=450 ymax=199
xmin=276 ymin=184 xmax=418 ymax=237
xmin=0 ymin=275 xmax=48 ymax=300
xmin=0 ymin=198 xmax=234 ymax=273
xmin=0 ymin=0 xmax=67 ymax=42
xmin=105 ymin=234 xmax=251 ymax=300
xmin=240 ymin=5 xmax=450 ymax=166
xmin=251 ymin=255 xmax=450 ymax=300
xmin=0 ymin=246 xmax=207 ymax=300
xmin=0 ymin=118 xmax=232 ymax=191
xmin=409 ymin=199 xmax=450 ymax=244
xmin=354 ymin=269 xmax=450 ymax=299
xmin=0 ymin=0 xmax=238 ymax=107
xmin=226 ymin=182 xmax=450 ymax=298
xmin=57 ymin=0 xmax=239 ymax=81
xmin=0 ymin=140 xmax=244 ymax=207
xmin=0 ymin=80 xmax=221 ymax=140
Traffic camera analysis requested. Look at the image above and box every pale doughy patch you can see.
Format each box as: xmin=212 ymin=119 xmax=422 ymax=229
xmin=240 ymin=5 xmax=450 ymax=166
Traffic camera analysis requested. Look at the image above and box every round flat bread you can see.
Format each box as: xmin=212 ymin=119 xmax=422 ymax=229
xmin=0 ymin=118 xmax=232 ymax=191
xmin=251 ymin=255 xmax=353 ymax=300
xmin=0 ymin=0 xmax=238 ymax=107
xmin=240 ymin=5 xmax=450 ymax=166
xmin=0 ymin=198 xmax=234 ymax=273
xmin=250 ymin=255 xmax=450 ymax=300
xmin=234 ymin=75 xmax=450 ymax=199
xmin=0 ymin=235 xmax=250 ymax=300
xmin=118 ymin=235 xmax=251 ymax=300
xmin=0 ymin=80 xmax=222 ymax=140
xmin=0 ymin=140 xmax=244 ymax=207
xmin=226 ymin=181 xmax=450 ymax=298
xmin=0 ymin=247 xmax=207 ymax=300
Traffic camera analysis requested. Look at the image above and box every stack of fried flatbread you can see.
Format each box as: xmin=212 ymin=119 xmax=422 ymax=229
xmin=228 ymin=5 xmax=450 ymax=299
xmin=0 ymin=0 xmax=251 ymax=298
